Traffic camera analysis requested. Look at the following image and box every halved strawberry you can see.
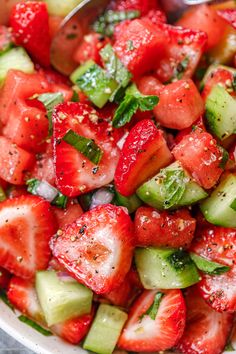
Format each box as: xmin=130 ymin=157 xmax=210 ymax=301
xmin=154 ymin=79 xmax=204 ymax=130
xmin=7 ymin=277 xmax=45 ymax=323
xmin=53 ymin=200 xmax=83 ymax=230
xmin=51 ymin=204 xmax=135 ymax=294
xmin=0 ymin=136 xmax=35 ymax=185
xmin=114 ymin=119 xmax=173 ymax=196
xmin=135 ymin=207 xmax=196 ymax=249
xmin=176 ymin=287 xmax=234 ymax=354
xmin=0 ymin=195 xmax=57 ymax=279
xmin=173 ymin=129 xmax=224 ymax=189
xmin=10 ymin=1 xmax=50 ymax=67
xmin=118 ymin=289 xmax=186 ymax=352
xmin=52 ymin=309 xmax=94 ymax=344
xmin=190 ymin=226 xmax=236 ymax=312
xmin=53 ymin=102 xmax=120 ymax=197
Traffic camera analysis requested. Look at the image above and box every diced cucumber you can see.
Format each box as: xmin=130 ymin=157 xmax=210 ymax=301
xmin=200 ymin=174 xmax=236 ymax=228
xmin=114 ymin=190 xmax=142 ymax=213
xmin=136 ymin=162 xmax=208 ymax=210
xmin=70 ymin=60 xmax=119 ymax=108
xmin=100 ymin=44 xmax=132 ymax=101
xmin=0 ymin=47 xmax=34 ymax=85
xmin=135 ymin=247 xmax=201 ymax=289
xmin=36 ymin=271 xmax=93 ymax=326
xmin=43 ymin=0 xmax=83 ymax=16
xmin=205 ymin=85 xmax=236 ymax=140
xmin=83 ymin=304 xmax=127 ymax=354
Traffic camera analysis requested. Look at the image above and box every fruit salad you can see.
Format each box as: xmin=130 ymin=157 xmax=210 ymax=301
xmin=0 ymin=0 xmax=236 ymax=353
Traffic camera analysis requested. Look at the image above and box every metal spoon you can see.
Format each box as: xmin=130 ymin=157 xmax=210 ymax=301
xmin=50 ymin=0 xmax=217 ymax=75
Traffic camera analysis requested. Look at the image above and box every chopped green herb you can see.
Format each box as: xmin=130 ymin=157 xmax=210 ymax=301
xmin=224 ymin=342 xmax=234 ymax=351
xmin=0 ymin=290 xmax=14 ymax=311
xmin=140 ymin=292 xmax=164 ymax=321
xmin=230 ymin=198 xmax=236 ymax=211
xmin=126 ymin=40 xmax=135 ymax=51
xmin=172 ymin=56 xmax=190 ymax=81
xmin=63 ymin=129 xmax=103 ymax=165
xmin=93 ymin=10 xmax=140 ymax=37
xmin=195 ymin=66 xmax=207 ymax=82
xmin=232 ymin=73 xmax=236 ymax=92
xmin=112 ymin=84 xmax=158 ymax=128
xmin=18 ymin=315 xmax=52 ymax=336
xmin=190 ymin=253 xmax=230 ymax=275
xmin=0 ymin=186 xmax=6 ymax=202
xmin=66 ymin=33 xmax=77 ymax=40
xmin=218 ymin=146 xmax=229 ymax=169
xmin=160 ymin=168 xmax=186 ymax=209
xmin=52 ymin=192 xmax=68 ymax=209
xmin=37 ymin=92 xmax=64 ymax=136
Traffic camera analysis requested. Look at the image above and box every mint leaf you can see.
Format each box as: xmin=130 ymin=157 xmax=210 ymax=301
xmin=190 ymin=253 xmax=230 ymax=275
xmin=63 ymin=129 xmax=103 ymax=165
xmin=0 ymin=290 xmax=14 ymax=311
xmin=112 ymin=84 xmax=158 ymax=128
xmin=161 ymin=168 xmax=186 ymax=209
xmin=18 ymin=315 xmax=52 ymax=336
xmin=140 ymin=292 xmax=164 ymax=321
xmin=37 ymin=92 xmax=64 ymax=136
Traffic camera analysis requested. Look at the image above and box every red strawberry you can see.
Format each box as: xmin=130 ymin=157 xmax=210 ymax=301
xmin=0 ymin=136 xmax=35 ymax=185
xmin=217 ymin=9 xmax=236 ymax=29
xmin=53 ymin=200 xmax=83 ymax=230
xmin=135 ymin=207 xmax=196 ymax=249
xmin=7 ymin=277 xmax=45 ymax=323
xmin=0 ymin=195 xmax=57 ymax=279
xmin=10 ymin=2 xmax=50 ymax=67
xmin=118 ymin=289 xmax=186 ymax=352
xmin=190 ymin=226 xmax=236 ymax=312
xmin=110 ymin=0 xmax=160 ymax=16
xmin=51 ymin=204 xmax=135 ymax=294
xmin=114 ymin=119 xmax=173 ymax=196
xmin=0 ymin=267 xmax=11 ymax=289
xmin=173 ymin=129 xmax=224 ymax=189
xmin=176 ymin=287 xmax=234 ymax=354
xmin=32 ymin=142 xmax=56 ymax=186
xmin=53 ymin=102 xmax=120 ymax=197
xmin=52 ymin=309 xmax=94 ymax=344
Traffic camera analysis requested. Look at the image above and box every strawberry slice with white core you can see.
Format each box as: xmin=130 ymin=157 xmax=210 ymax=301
xmin=0 ymin=195 xmax=57 ymax=279
xmin=51 ymin=204 xmax=135 ymax=294
xmin=118 ymin=289 xmax=186 ymax=352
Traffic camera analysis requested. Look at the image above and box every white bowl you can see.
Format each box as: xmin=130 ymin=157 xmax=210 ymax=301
xmin=0 ymin=300 xmax=235 ymax=354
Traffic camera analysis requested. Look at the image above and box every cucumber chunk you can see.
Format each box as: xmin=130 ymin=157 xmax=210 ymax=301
xmin=135 ymin=247 xmax=200 ymax=289
xmin=114 ymin=190 xmax=142 ymax=213
xmin=70 ymin=60 xmax=119 ymax=108
xmin=205 ymin=85 xmax=236 ymax=140
xmin=83 ymin=304 xmax=128 ymax=354
xmin=0 ymin=47 xmax=34 ymax=85
xmin=36 ymin=271 xmax=93 ymax=326
xmin=136 ymin=162 xmax=207 ymax=210
xmin=200 ymin=174 xmax=236 ymax=228
xmin=43 ymin=0 xmax=83 ymax=16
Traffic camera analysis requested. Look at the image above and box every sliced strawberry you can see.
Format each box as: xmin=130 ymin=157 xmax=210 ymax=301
xmin=155 ymin=23 xmax=207 ymax=83
xmin=176 ymin=287 xmax=234 ymax=354
xmin=135 ymin=207 xmax=196 ymax=249
xmin=52 ymin=309 xmax=94 ymax=344
xmin=53 ymin=200 xmax=83 ymax=230
xmin=118 ymin=289 xmax=186 ymax=352
xmin=190 ymin=226 xmax=236 ymax=312
xmin=51 ymin=204 xmax=134 ymax=294
xmin=53 ymin=102 xmax=120 ymax=197
xmin=114 ymin=119 xmax=173 ymax=196
xmin=10 ymin=1 xmax=50 ymax=67
xmin=0 ymin=136 xmax=35 ymax=185
xmin=173 ymin=129 xmax=224 ymax=189
xmin=176 ymin=4 xmax=227 ymax=50
xmin=154 ymin=79 xmax=204 ymax=130
xmin=73 ymin=32 xmax=110 ymax=66
xmin=7 ymin=277 xmax=45 ymax=323
xmin=143 ymin=9 xmax=167 ymax=25
xmin=0 ymin=267 xmax=11 ymax=289
xmin=0 ymin=195 xmax=57 ymax=279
